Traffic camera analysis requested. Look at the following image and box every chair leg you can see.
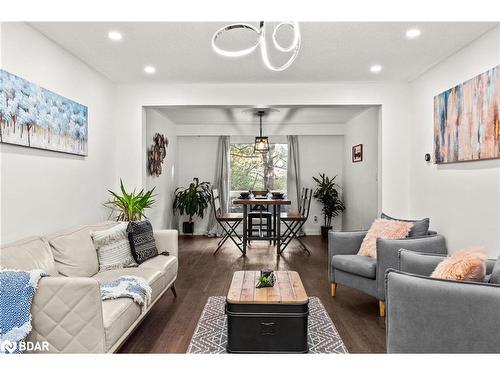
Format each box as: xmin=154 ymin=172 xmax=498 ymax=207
xmin=331 ymin=282 xmax=337 ymax=297
xmin=379 ymin=300 xmax=385 ymax=317
xmin=170 ymin=284 xmax=177 ymax=298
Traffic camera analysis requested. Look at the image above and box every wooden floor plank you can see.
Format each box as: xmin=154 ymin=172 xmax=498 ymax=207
xmin=118 ymin=235 xmax=386 ymax=353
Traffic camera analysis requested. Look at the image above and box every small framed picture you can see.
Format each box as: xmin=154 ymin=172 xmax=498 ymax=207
xmin=352 ymin=144 xmax=363 ymax=162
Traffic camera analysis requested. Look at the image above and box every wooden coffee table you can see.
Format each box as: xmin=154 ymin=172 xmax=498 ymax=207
xmin=225 ymin=270 xmax=309 ymax=353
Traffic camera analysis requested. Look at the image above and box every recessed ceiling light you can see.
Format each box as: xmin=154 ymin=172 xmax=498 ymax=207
xmin=406 ymin=28 xmax=421 ymax=39
xmin=370 ymin=64 xmax=382 ymax=73
xmin=144 ymin=66 xmax=156 ymax=74
xmin=108 ymin=31 xmax=122 ymax=41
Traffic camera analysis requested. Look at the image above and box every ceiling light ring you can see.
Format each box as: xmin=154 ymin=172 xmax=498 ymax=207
xmin=211 ymin=23 xmax=262 ymax=58
xmin=212 ymin=21 xmax=301 ymax=71
xmin=272 ymin=21 xmax=300 ymax=52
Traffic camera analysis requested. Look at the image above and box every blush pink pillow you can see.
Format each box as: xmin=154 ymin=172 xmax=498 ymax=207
xmin=431 ymin=247 xmax=487 ymax=282
xmin=357 ymin=219 xmax=413 ymax=258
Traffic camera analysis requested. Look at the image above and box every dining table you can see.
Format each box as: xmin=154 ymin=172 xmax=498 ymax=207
xmin=233 ymin=195 xmax=291 ymax=255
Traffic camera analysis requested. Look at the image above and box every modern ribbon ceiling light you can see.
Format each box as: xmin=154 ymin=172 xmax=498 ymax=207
xmin=212 ymin=21 xmax=301 ymax=72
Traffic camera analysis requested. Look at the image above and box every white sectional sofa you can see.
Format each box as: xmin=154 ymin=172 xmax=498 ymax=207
xmin=0 ymin=221 xmax=178 ymax=353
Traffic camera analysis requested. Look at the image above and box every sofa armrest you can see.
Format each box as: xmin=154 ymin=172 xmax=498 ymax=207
xmin=375 ymin=234 xmax=447 ymax=300
xmin=386 ymin=270 xmax=500 ymax=353
xmin=154 ymin=229 xmax=178 ymax=258
xmin=328 ymin=230 xmax=367 ymax=282
xmin=398 ymin=249 xmax=446 ymax=276
xmin=27 ymin=277 xmax=105 ymax=353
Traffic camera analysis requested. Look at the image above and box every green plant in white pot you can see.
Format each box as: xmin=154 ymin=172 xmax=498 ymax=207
xmin=173 ymin=177 xmax=211 ymax=234
xmin=104 ymin=179 xmax=155 ymax=221
xmin=313 ymin=173 xmax=345 ymax=238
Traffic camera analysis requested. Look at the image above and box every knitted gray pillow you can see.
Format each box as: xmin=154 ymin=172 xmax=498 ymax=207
xmin=127 ymin=221 xmax=158 ymax=264
xmin=381 ymin=212 xmax=430 ymax=237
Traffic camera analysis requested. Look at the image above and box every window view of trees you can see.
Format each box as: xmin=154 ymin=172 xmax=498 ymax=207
xmin=230 ymin=143 xmax=287 ymax=211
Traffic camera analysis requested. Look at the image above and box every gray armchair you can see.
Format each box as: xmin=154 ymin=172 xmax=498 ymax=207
xmin=328 ymin=230 xmax=447 ymax=316
xmin=385 ymin=250 xmax=500 ymax=353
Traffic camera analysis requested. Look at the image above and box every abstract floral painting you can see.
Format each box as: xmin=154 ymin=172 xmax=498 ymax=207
xmin=434 ymin=65 xmax=500 ymax=163
xmin=0 ymin=69 xmax=88 ymax=155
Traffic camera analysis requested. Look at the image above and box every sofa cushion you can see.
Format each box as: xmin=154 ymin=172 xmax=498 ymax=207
xmin=93 ymin=267 xmax=167 ymax=302
xmin=381 ymin=212 xmax=430 ymax=237
xmin=92 ymin=223 xmax=138 ymax=272
xmin=332 ymin=254 xmax=377 ymax=279
xmin=431 ymin=247 xmax=487 ymax=282
xmin=47 ymin=222 xmax=117 ymax=277
xmin=358 ymin=219 xmax=413 ymax=258
xmin=139 ymin=255 xmax=178 ymax=284
xmin=0 ymin=237 xmax=58 ymax=276
xmin=101 ymin=298 xmax=141 ymax=351
xmin=127 ymin=221 xmax=159 ymax=264
xmin=487 ymin=256 xmax=500 ymax=284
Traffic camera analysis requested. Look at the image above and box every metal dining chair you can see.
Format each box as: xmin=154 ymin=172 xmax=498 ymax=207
xmin=211 ymin=189 xmax=244 ymax=255
xmin=279 ymin=188 xmax=312 ymax=255
xmin=247 ymin=190 xmax=273 ymax=243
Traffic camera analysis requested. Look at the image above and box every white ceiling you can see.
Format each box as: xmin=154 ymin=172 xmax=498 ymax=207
xmin=30 ymin=22 xmax=498 ymax=84
xmin=152 ymin=105 xmax=373 ymax=125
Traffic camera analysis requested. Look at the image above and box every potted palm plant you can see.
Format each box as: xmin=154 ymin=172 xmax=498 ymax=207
xmin=173 ymin=177 xmax=211 ymax=234
xmin=313 ymin=173 xmax=346 ymax=238
xmin=104 ymin=179 xmax=155 ymax=221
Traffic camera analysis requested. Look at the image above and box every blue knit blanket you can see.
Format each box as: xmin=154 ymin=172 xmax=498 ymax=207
xmin=100 ymin=275 xmax=152 ymax=311
xmin=0 ymin=269 xmax=46 ymax=354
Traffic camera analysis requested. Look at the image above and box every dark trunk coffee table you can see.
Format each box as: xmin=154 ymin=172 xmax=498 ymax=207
xmin=225 ymin=270 xmax=309 ymax=353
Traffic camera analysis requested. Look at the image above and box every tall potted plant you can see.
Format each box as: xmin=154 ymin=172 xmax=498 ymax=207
xmin=173 ymin=177 xmax=211 ymax=234
xmin=104 ymin=179 xmax=155 ymax=221
xmin=313 ymin=173 xmax=345 ymax=238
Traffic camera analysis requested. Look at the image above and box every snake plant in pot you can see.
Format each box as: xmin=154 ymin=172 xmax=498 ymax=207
xmin=104 ymin=179 xmax=156 ymax=222
xmin=173 ymin=177 xmax=211 ymax=234
xmin=313 ymin=173 xmax=345 ymax=238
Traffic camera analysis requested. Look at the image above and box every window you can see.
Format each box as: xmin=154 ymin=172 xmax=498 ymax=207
xmin=230 ymin=143 xmax=287 ymax=212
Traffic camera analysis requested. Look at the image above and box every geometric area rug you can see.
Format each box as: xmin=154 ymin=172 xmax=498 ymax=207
xmin=187 ymin=296 xmax=348 ymax=354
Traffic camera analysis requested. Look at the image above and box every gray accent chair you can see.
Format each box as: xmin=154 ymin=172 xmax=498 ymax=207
xmin=385 ymin=250 xmax=500 ymax=353
xmin=328 ymin=230 xmax=447 ymax=316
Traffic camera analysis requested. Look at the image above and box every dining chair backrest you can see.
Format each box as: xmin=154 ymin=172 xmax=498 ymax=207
xmin=250 ymin=190 xmax=269 ymax=212
xmin=302 ymin=189 xmax=313 ymax=219
xmin=211 ymin=189 xmax=221 ymax=217
xmin=298 ymin=187 xmax=307 ymax=212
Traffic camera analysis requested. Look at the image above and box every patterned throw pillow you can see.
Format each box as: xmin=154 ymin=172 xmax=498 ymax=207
xmin=357 ymin=219 xmax=413 ymax=258
xmin=92 ymin=222 xmax=138 ymax=272
xmin=127 ymin=221 xmax=158 ymax=264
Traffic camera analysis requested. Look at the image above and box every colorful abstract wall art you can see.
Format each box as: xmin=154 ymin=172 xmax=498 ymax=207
xmin=434 ymin=65 xmax=500 ymax=163
xmin=0 ymin=69 xmax=88 ymax=156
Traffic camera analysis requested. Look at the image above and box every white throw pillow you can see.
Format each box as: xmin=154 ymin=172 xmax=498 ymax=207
xmin=92 ymin=222 xmax=137 ymax=272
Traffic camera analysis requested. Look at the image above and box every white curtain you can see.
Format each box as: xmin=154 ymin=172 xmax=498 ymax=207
xmin=207 ymin=136 xmax=230 ymax=236
xmin=287 ymin=135 xmax=301 ymax=212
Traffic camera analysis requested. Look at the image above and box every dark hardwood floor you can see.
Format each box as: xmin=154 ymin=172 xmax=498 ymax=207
xmin=119 ymin=235 xmax=386 ymax=353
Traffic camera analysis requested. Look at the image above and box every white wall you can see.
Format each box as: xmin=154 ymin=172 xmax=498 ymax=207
xmin=409 ymin=26 xmax=500 ymax=257
xmin=299 ymin=135 xmax=344 ymax=234
xmin=113 ymin=82 xmax=411 ymax=220
xmin=343 ymin=107 xmax=380 ymax=230
xmin=0 ymin=23 xmax=116 ymax=244
xmin=175 ymin=136 xmax=219 ymax=234
xmin=144 ymin=109 xmax=177 ymax=230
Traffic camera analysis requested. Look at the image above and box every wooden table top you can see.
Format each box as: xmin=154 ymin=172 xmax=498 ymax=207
xmin=227 ymin=271 xmax=308 ymax=305
xmin=233 ymin=197 xmax=291 ymax=205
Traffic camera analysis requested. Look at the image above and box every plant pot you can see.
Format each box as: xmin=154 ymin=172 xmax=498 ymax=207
xmin=321 ymin=226 xmax=332 ymax=239
xmin=182 ymin=221 xmax=194 ymax=235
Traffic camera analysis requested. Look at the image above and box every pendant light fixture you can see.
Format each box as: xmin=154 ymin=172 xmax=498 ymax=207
xmin=254 ymin=110 xmax=269 ymax=153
